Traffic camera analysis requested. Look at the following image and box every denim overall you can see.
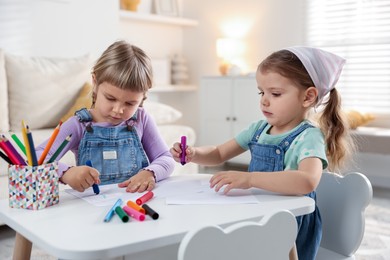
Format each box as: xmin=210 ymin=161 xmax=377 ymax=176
xmin=75 ymin=108 xmax=149 ymax=185
xmin=248 ymin=122 xmax=322 ymax=260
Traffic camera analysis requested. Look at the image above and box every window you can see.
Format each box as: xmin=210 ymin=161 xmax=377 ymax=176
xmin=306 ymin=0 xmax=390 ymax=126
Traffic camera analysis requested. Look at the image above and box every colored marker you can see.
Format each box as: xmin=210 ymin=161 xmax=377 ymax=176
xmin=123 ymin=205 xmax=145 ymax=221
xmin=86 ymin=160 xmax=100 ymax=195
xmin=104 ymin=198 xmax=122 ymax=222
xmin=180 ymin=136 xmax=187 ymax=165
xmin=142 ymin=204 xmax=159 ymax=220
xmin=127 ymin=200 xmax=146 ymax=214
xmin=115 ymin=206 xmax=129 ymax=223
xmin=136 ymin=191 xmax=154 ymax=205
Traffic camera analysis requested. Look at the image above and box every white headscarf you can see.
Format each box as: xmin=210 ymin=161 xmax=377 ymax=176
xmin=284 ymin=46 xmax=345 ymax=105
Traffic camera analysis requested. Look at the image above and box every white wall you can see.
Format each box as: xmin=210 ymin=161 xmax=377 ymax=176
xmin=0 ymin=0 xmax=119 ymax=59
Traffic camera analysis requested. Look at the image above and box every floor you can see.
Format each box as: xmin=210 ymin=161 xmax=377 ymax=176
xmin=0 ymin=164 xmax=389 ymax=259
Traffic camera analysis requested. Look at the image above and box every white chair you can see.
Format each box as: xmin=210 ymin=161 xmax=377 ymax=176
xmin=316 ymin=172 xmax=373 ymax=260
xmin=178 ymin=209 xmax=297 ymax=260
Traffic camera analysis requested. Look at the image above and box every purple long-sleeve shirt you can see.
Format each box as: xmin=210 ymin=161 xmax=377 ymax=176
xmin=36 ymin=107 xmax=175 ymax=182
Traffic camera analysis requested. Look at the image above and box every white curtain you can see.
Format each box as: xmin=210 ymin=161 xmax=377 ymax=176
xmin=306 ymin=0 xmax=390 ymax=120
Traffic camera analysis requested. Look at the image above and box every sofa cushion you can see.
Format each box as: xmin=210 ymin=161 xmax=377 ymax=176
xmin=0 ymin=49 xmax=8 ymax=132
xmin=6 ymin=53 xmax=91 ymax=131
xmin=142 ymin=101 xmax=182 ymax=124
xmin=60 ymin=82 xmax=93 ymax=122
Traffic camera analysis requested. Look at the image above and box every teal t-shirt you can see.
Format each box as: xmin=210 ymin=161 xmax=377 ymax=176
xmin=235 ymin=120 xmax=328 ymax=170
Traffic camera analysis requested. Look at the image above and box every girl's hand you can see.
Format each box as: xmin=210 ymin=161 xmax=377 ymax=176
xmin=60 ymin=166 xmax=100 ymax=192
xmin=209 ymin=171 xmax=252 ymax=194
xmin=118 ymin=170 xmax=155 ymax=193
xmin=170 ymin=142 xmax=194 ymax=164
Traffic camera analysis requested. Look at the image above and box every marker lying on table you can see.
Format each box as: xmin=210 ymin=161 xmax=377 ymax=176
xmin=115 ymin=206 xmax=129 ymax=223
xmin=86 ymin=160 xmax=100 ymax=195
xmin=104 ymin=198 xmax=123 ymax=222
xmin=180 ymin=136 xmax=187 ymax=165
xmin=142 ymin=204 xmax=159 ymax=220
xmin=136 ymin=191 xmax=154 ymax=205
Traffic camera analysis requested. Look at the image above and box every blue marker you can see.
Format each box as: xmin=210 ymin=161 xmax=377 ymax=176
xmin=104 ymin=198 xmax=123 ymax=222
xmin=86 ymin=160 xmax=100 ymax=195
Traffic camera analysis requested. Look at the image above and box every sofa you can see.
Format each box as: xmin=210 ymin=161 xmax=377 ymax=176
xmin=0 ymin=49 xmax=197 ymax=224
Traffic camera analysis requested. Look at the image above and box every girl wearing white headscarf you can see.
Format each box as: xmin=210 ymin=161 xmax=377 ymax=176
xmin=170 ymin=47 xmax=355 ymax=260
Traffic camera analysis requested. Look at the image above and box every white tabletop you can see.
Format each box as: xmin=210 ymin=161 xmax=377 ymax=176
xmin=0 ymin=174 xmax=315 ymax=260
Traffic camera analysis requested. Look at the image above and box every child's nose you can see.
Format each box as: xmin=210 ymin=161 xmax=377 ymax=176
xmin=113 ymin=103 xmax=124 ymax=114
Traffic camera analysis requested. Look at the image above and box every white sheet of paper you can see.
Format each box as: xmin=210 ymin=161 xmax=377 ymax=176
xmin=165 ymin=180 xmax=259 ymax=205
xmin=65 ymin=174 xmax=260 ymax=206
xmin=65 ymin=184 xmax=141 ymax=207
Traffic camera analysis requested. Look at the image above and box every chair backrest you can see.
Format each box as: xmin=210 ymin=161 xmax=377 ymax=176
xmin=178 ymin=210 xmax=297 ymax=260
xmin=316 ymin=172 xmax=373 ymax=256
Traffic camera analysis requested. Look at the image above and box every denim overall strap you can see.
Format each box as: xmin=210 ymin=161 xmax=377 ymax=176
xmin=75 ymin=109 xmax=149 ymax=185
xmin=248 ymin=122 xmax=322 ymax=260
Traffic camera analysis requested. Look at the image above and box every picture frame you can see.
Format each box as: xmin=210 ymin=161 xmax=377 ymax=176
xmin=154 ymin=0 xmax=178 ymax=16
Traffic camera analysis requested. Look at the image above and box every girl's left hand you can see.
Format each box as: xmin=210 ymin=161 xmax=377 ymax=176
xmin=118 ymin=170 xmax=156 ymax=193
xmin=209 ymin=171 xmax=252 ymax=194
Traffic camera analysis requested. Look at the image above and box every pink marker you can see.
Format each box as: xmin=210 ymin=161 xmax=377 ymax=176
xmin=123 ymin=205 xmax=145 ymax=221
xmin=180 ymin=136 xmax=187 ymax=165
xmin=136 ymin=191 xmax=154 ymax=205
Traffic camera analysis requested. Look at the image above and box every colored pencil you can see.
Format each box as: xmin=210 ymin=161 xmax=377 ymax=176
xmin=0 ymin=136 xmax=25 ymax=165
xmin=21 ymin=120 xmax=33 ymax=166
xmin=26 ymin=125 xmax=38 ymax=166
xmin=9 ymin=131 xmax=26 ymax=156
xmin=47 ymin=134 xmax=72 ymax=163
xmin=38 ymin=121 xmax=62 ymax=165
xmin=0 ymin=150 xmax=12 ymax=164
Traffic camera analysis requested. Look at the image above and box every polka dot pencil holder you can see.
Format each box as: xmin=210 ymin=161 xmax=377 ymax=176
xmin=8 ymin=163 xmax=59 ymax=210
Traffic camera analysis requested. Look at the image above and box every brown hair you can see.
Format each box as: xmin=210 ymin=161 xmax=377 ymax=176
xmin=258 ymin=50 xmax=355 ymax=172
xmin=91 ymin=40 xmax=153 ymax=106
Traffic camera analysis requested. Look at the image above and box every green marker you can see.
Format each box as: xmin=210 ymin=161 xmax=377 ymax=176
xmin=115 ymin=206 xmax=129 ymax=223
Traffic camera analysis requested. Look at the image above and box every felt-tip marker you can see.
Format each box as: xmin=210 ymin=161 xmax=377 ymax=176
xmin=136 ymin=191 xmax=154 ymax=205
xmin=104 ymin=198 xmax=123 ymax=222
xmin=86 ymin=160 xmax=100 ymax=195
xmin=180 ymin=136 xmax=187 ymax=165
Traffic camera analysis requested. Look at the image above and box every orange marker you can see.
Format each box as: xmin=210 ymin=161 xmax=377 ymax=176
xmin=38 ymin=121 xmax=62 ymax=165
xmin=136 ymin=191 xmax=154 ymax=205
xmin=126 ymin=200 xmax=145 ymax=214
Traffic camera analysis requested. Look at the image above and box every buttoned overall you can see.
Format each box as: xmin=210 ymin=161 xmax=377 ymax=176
xmin=75 ymin=108 xmax=149 ymax=185
xmin=248 ymin=122 xmax=322 ymax=260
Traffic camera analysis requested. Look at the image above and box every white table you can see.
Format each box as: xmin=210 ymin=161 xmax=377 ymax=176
xmin=0 ymin=174 xmax=315 ymax=260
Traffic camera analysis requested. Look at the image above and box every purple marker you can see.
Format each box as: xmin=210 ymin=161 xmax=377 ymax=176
xmin=180 ymin=136 xmax=187 ymax=165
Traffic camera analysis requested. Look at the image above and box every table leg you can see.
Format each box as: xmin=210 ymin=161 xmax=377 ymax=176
xmin=289 ymin=243 xmax=298 ymax=260
xmin=13 ymin=232 xmax=32 ymax=260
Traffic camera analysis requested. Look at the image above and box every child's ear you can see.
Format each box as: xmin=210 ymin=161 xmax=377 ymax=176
xmin=303 ymin=87 xmax=318 ymax=107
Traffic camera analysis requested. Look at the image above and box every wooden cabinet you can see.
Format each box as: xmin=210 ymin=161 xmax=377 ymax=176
xmin=199 ymin=76 xmax=264 ymax=165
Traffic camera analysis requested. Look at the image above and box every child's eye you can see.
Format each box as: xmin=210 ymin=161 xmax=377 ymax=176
xmin=258 ymin=91 xmax=264 ymax=96
xmin=272 ymin=93 xmax=281 ymax=97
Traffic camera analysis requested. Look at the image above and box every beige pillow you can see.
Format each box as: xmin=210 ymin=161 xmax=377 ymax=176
xmin=142 ymin=101 xmax=182 ymax=124
xmin=6 ymin=53 xmax=91 ymax=131
xmin=60 ymin=82 xmax=93 ymax=122
xmin=0 ymin=49 xmax=9 ymax=132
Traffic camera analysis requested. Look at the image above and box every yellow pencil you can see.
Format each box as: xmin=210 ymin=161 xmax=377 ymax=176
xmin=21 ymin=120 xmax=33 ymax=166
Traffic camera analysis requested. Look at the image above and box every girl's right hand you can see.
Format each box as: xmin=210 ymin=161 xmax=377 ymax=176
xmin=60 ymin=166 xmax=100 ymax=192
xmin=170 ymin=142 xmax=194 ymax=164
